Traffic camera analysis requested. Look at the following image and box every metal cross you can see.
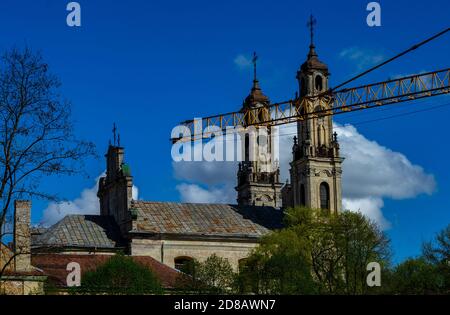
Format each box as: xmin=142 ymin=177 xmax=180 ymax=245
xmin=252 ymin=52 xmax=258 ymax=81
xmin=112 ymin=123 xmax=117 ymax=146
xmin=307 ymin=15 xmax=317 ymax=46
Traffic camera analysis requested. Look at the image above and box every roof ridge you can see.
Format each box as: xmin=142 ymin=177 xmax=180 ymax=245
xmin=134 ymin=200 xmax=237 ymax=207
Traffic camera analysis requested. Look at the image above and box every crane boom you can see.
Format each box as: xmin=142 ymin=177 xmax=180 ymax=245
xmin=172 ymin=68 xmax=450 ymax=142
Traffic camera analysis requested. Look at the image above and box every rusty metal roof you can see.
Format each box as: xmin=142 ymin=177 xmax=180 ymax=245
xmin=132 ymin=201 xmax=283 ymax=238
xmin=32 ymin=215 xmax=125 ymax=250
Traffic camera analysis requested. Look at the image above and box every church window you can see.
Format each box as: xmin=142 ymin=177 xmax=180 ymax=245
xmin=320 ymin=182 xmax=330 ymax=211
xmin=245 ymin=134 xmax=250 ymax=162
xmin=174 ymin=257 xmax=194 ymax=274
xmin=315 ymin=75 xmax=323 ymax=91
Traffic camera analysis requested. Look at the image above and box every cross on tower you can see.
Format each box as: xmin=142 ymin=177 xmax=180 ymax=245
xmin=112 ymin=123 xmax=117 ymax=146
xmin=306 ymin=15 xmax=317 ymax=46
xmin=252 ymin=52 xmax=258 ymax=82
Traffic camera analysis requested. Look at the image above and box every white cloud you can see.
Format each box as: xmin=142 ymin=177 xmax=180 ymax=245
xmin=339 ymin=47 xmax=384 ymax=70
xmin=173 ymin=123 xmax=436 ymax=230
xmin=342 ymin=197 xmax=390 ymax=230
xmin=173 ymin=160 xmax=238 ymax=186
xmin=336 ymin=123 xmax=435 ymax=229
xmin=132 ymin=186 xmax=139 ymax=201
xmin=234 ymin=54 xmax=253 ymax=69
xmin=41 ymin=173 xmax=139 ymax=226
xmin=176 ymin=183 xmax=235 ymax=204
xmin=336 ymin=123 xmax=435 ymax=200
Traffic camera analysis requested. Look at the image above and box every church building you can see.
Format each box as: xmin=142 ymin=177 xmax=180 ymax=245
xmin=2 ymin=36 xmax=344 ymax=292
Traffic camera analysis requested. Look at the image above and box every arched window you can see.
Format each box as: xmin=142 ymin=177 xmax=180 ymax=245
xmin=320 ymin=182 xmax=330 ymax=210
xmin=174 ymin=256 xmax=194 ymax=274
xmin=315 ymin=75 xmax=323 ymax=92
xmin=300 ymin=184 xmax=306 ymax=206
xmin=245 ymin=134 xmax=250 ymax=162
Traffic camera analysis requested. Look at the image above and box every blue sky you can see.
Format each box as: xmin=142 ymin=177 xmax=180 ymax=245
xmin=0 ymin=0 xmax=449 ymax=263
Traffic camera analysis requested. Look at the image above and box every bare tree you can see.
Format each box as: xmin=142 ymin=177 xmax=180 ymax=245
xmin=0 ymin=47 xmax=96 ymax=273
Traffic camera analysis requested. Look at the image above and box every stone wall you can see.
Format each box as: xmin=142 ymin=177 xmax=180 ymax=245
xmin=130 ymin=238 xmax=258 ymax=271
xmin=0 ymin=276 xmax=46 ymax=295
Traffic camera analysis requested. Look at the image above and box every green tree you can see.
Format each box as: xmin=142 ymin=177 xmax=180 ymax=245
xmin=71 ymin=255 xmax=163 ymax=295
xmin=176 ymin=254 xmax=236 ymax=294
xmin=238 ymin=228 xmax=317 ymax=294
xmin=238 ymin=207 xmax=319 ymax=294
xmin=197 ymin=254 xmax=235 ymax=294
xmin=422 ymin=224 xmax=450 ymax=293
xmin=388 ymin=258 xmax=444 ymax=295
xmin=331 ymin=211 xmax=390 ymax=294
xmin=238 ymin=207 xmax=391 ymax=295
xmin=380 ymin=225 xmax=450 ymax=295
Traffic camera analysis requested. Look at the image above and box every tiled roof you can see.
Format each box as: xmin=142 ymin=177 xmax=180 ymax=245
xmin=132 ymin=201 xmax=284 ymax=238
xmin=31 ymin=227 xmax=48 ymax=235
xmin=31 ymin=254 xmax=180 ymax=289
xmin=32 ymin=215 xmax=125 ymax=250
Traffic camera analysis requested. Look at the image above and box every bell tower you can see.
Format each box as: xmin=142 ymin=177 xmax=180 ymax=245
xmin=236 ymin=53 xmax=283 ymax=208
xmin=97 ymin=124 xmax=135 ymax=233
xmin=287 ymin=17 xmax=344 ymax=213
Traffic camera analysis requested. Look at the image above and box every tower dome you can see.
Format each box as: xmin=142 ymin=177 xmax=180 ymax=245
xmin=300 ymin=44 xmax=329 ymax=74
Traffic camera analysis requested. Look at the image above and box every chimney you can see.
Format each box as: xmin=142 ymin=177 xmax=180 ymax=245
xmin=14 ymin=200 xmax=31 ymax=272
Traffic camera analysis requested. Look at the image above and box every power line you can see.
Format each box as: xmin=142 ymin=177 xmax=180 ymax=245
xmin=351 ymin=101 xmax=450 ymax=126
xmin=341 ymin=96 xmax=448 ymax=123
xmin=330 ymin=27 xmax=450 ymax=92
xmin=277 ymin=101 xmax=450 ymax=138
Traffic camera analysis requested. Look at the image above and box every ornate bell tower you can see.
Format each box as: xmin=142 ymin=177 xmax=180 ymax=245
xmin=286 ymin=17 xmax=344 ymax=213
xmin=236 ymin=53 xmax=283 ymax=208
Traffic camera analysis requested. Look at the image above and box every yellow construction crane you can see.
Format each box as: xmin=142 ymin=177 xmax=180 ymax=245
xmin=171 ymin=28 xmax=450 ymax=143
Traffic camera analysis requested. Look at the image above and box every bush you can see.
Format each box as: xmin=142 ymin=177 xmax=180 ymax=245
xmin=71 ymin=255 xmax=163 ymax=295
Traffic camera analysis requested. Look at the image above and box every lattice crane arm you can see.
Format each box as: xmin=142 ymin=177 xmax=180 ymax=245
xmin=171 ymin=68 xmax=450 ymax=143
